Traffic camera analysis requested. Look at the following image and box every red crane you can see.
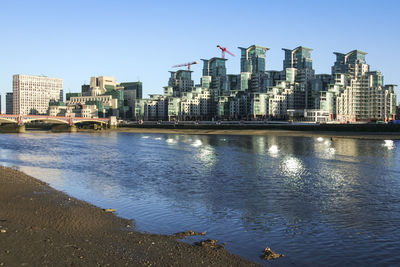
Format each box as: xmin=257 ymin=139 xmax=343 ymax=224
xmin=217 ymin=45 xmax=235 ymax=58
xmin=172 ymin=61 xmax=198 ymax=71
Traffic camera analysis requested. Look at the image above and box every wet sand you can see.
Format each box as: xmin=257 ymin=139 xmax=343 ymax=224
xmin=107 ymin=127 xmax=400 ymax=140
xmin=0 ymin=166 xmax=259 ymax=266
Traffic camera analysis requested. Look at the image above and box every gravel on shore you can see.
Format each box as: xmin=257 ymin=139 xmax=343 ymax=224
xmin=0 ymin=166 xmax=260 ymax=266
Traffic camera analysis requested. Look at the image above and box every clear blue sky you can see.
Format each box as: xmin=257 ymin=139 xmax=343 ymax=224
xmin=1 ymin=0 xmax=399 ymax=110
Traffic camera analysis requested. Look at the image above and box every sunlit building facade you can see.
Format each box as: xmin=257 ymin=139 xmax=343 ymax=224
xmin=68 ymin=46 xmax=396 ymax=123
xmin=332 ymin=50 xmax=397 ymax=122
xmin=13 ymin=74 xmax=63 ymax=115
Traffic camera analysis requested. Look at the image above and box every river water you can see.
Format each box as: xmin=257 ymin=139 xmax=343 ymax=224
xmin=1 ymin=132 xmax=399 ymax=266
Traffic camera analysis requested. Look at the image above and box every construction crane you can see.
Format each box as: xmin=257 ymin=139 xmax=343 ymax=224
xmin=172 ymin=61 xmax=198 ymax=71
xmin=217 ymin=45 xmax=235 ymax=58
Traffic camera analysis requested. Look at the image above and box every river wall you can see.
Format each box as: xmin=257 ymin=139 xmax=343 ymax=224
xmin=120 ymin=123 xmax=400 ymax=132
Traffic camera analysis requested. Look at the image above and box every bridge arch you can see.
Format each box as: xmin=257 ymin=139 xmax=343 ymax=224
xmin=0 ymin=118 xmax=18 ymax=124
xmin=73 ymin=119 xmax=108 ymax=125
xmin=23 ymin=118 xmax=69 ymax=124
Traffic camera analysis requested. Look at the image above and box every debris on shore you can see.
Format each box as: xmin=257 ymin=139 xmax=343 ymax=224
xmin=195 ymin=239 xmax=225 ymax=250
xmin=102 ymin=208 xmax=116 ymax=213
xmin=173 ymin=230 xmax=206 ymax=239
xmin=262 ymin=247 xmax=284 ymax=260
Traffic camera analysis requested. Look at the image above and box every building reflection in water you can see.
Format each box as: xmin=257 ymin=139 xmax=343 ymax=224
xmin=1 ymin=133 xmax=400 ymax=265
xmin=235 ymin=136 xmax=399 ymax=239
xmin=313 ymin=137 xmax=335 ymax=159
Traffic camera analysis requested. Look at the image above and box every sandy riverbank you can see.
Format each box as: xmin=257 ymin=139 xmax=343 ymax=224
xmin=0 ymin=166 xmax=259 ymax=266
xmin=104 ymin=127 xmax=400 ymax=140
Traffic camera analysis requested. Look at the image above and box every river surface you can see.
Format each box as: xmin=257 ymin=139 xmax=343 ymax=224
xmin=1 ymin=132 xmax=400 ymax=266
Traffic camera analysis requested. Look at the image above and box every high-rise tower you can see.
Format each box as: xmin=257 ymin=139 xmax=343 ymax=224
xmin=281 ymin=46 xmax=315 ymax=109
xmin=239 ymin=45 xmax=269 ymax=74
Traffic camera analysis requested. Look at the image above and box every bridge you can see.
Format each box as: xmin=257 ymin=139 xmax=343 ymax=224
xmin=0 ymin=114 xmax=113 ymax=133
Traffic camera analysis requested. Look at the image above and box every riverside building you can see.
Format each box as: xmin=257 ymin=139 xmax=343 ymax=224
xmin=135 ymin=45 xmax=396 ymax=123
xmin=49 ymin=76 xmax=143 ymax=119
xmin=331 ymin=50 xmax=396 ymax=122
xmin=6 ymin=92 xmax=13 ymax=114
xmin=44 ymin=46 xmax=396 ymax=123
xmin=13 ymin=74 xmax=63 ymax=115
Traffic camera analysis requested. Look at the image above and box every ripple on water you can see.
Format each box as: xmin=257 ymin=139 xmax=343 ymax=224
xmin=0 ymin=134 xmax=399 ymax=266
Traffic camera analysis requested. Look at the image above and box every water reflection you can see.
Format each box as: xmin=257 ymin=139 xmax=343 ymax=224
xmin=191 ymin=139 xmax=202 ymax=147
xmin=166 ymin=138 xmax=176 ymax=144
xmin=281 ymin=156 xmax=305 ymax=178
xmin=0 ymin=148 xmax=13 ymax=161
xmin=17 ymin=154 xmax=61 ymax=164
xmin=17 ymin=165 xmax=64 ymax=186
xmin=268 ymin=145 xmax=279 ymax=156
xmin=196 ymin=146 xmax=216 ymax=169
xmin=0 ymin=133 xmax=400 ymax=266
xmin=383 ymin=140 xmax=395 ymax=150
xmin=252 ymin=136 xmax=266 ymax=155
xmin=313 ymin=137 xmax=336 ymax=159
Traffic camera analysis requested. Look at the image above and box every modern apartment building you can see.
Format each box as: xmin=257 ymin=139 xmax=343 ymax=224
xmin=6 ymin=92 xmax=13 ymax=114
xmin=168 ymin=70 xmax=194 ymax=95
xmin=239 ymin=45 xmax=270 ymax=93
xmin=239 ymin=45 xmax=269 ymax=74
xmin=136 ymin=45 xmax=397 ymax=122
xmin=282 ymin=46 xmax=315 ymax=109
xmin=13 ymin=74 xmax=63 ymax=115
xmin=332 ymin=50 xmax=396 ymax=122
xmin=43 ymin=45 xmax=395 ymax=123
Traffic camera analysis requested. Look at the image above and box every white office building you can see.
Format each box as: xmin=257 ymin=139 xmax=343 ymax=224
xmin=13 ymin=74 xmax=63 ymax=115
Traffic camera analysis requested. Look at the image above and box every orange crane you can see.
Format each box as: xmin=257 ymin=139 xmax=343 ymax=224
xmin=217 ymin=45 xmax=235 ymax=58
xmin=172 ymin=61 xmax=198 ymax=71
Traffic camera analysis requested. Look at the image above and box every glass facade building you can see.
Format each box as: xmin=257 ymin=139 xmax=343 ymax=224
xmin=239 ymin=45 xmax=269 ymax=73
